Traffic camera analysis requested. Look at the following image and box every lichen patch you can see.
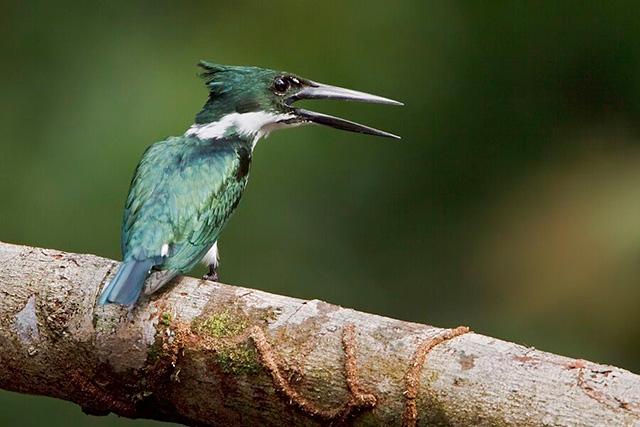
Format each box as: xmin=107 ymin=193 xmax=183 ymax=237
xmin=192 ymin=311 xmax=247 ymax=338
xmin=11 ymin=295 xmax=39 ymax=345
xmin=216 ymin=342 xmax=261 ymax=375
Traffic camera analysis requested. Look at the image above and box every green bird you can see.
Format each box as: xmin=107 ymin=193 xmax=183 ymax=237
xmin=98 ymin=61 xmax=401 ymax=305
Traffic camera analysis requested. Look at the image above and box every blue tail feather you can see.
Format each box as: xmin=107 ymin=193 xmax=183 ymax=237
xmin=97 ymin=260 xmax=154 ymax=305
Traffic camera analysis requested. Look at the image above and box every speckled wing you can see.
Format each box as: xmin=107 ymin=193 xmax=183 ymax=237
xmin=121 ymin=135 xmax=251 ymax=274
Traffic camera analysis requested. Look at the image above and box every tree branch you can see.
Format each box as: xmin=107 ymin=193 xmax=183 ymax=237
xmin=0 ymin=241 xmax=638 ymax=426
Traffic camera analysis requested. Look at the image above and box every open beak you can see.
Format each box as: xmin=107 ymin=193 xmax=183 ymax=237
xmin=285 ymin=81 xmax=403 ymax=139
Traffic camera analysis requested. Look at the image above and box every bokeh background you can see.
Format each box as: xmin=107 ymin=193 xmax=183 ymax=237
xmin=2 ymin=1 xmax=640 ymax=425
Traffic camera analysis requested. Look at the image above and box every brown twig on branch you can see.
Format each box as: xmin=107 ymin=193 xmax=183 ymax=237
xmin=1 ymin=241 xmax=639 ymax=426
xmin=250 ymin=324 xmax=376 ymax=425
xmin=403 ymin=326 xmax=470 ymax=427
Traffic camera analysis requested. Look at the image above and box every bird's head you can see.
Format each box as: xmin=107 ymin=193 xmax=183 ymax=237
xmin=191 ymin=61 xmax=402 ymax=142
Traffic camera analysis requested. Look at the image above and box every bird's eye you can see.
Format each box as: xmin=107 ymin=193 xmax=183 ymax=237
xmin=274 ymin=77 xmax=291 ymax=93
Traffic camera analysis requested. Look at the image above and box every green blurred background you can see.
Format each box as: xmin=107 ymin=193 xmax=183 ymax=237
xmin=2 ymin=1 xmax=640 ymax=425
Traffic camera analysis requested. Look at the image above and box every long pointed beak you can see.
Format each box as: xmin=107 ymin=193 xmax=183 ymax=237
xmin=286 ymin=81 xmax=402 ymax=139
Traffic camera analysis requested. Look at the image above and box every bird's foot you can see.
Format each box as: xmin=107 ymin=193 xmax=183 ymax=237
xmin=202 ymin=266 xmax=219 ymax=282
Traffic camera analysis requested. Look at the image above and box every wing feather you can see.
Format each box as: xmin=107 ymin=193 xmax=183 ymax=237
xmin=121 ymin=136 xmax=250 ymax=273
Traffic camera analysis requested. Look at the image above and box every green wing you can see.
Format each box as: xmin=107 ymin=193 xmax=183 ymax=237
xmin=121 ymin=135 xmax=251 ymax=273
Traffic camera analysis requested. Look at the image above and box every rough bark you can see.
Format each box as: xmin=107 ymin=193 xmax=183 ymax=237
xmin=0 ymin=241 xmax=638 ymax=427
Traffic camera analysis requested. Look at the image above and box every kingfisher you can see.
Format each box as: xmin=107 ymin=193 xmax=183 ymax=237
xmin=98 ymin=61 xmax=402 ymax=305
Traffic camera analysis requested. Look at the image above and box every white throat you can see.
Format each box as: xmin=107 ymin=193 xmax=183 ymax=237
xmin=185 ymin=111 xmax=298 ymax=149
